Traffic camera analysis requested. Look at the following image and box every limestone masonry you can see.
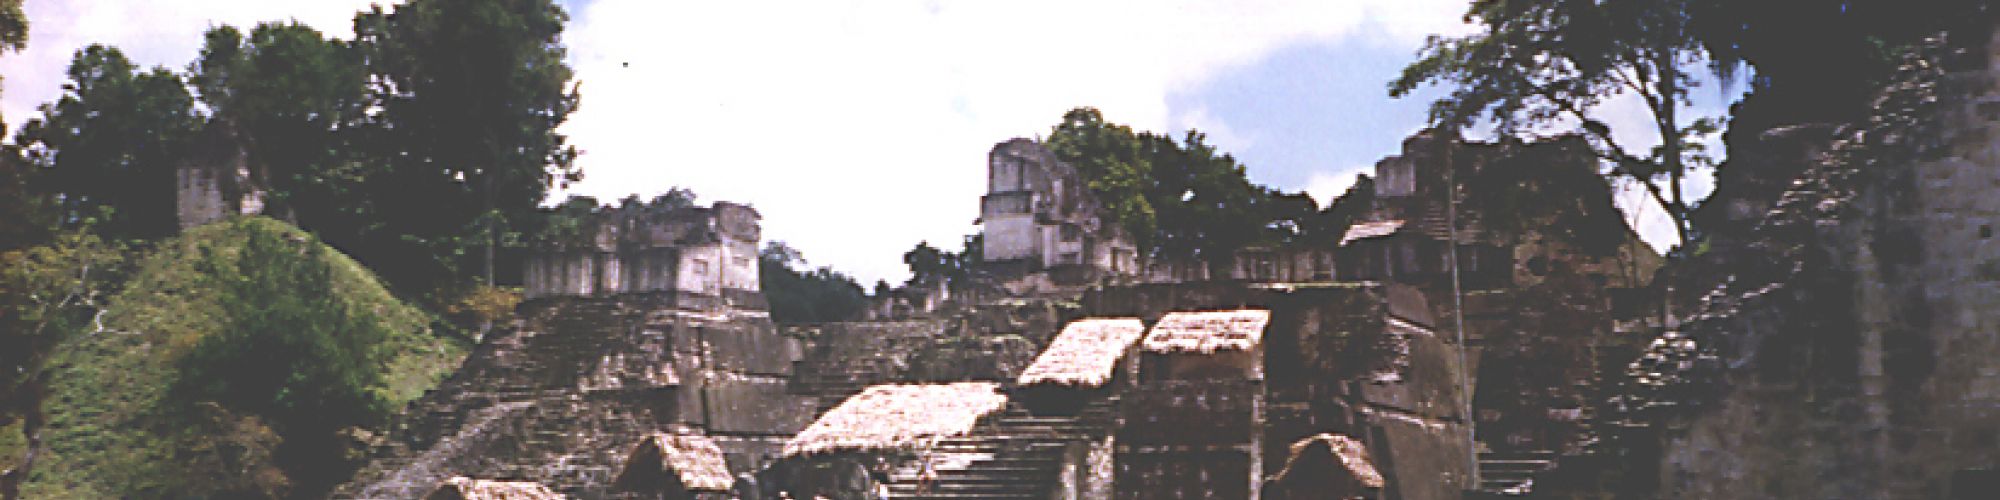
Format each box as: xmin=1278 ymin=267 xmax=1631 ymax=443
xmin=335 ymin=16 xmax=2000 ymax=500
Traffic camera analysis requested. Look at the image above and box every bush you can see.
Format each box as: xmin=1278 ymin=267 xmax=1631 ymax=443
xmin=173 ymin=222 xmax=391 ymax=477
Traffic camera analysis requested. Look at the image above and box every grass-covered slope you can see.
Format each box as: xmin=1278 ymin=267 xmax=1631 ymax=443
xmin=22 ymin=217 xmax=466 ymax=498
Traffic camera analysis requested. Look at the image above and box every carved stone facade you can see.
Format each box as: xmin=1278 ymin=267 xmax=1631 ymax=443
xmin=523 ymin=202 xmax=763 ymax=311
xmin=979 ymin=139 xmax=1140 ymax=292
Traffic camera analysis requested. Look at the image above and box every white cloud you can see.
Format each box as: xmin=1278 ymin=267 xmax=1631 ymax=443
xmin=558 ymin=0 xmax=1475 ymax=284
xmin=0 ymin=0 xmax=1481 ymax=284
xmin=1303 ymin=166 xmax=1372 ymax=209
xmin=0 ymin=0 xmax=390 ymax=132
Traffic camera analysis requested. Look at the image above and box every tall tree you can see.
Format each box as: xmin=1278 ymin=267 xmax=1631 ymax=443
xmin=189 ymin=22 xmax=372 ymax=240
xmin=1391 ymin=0 xmax=1717 ymax=249
xmin=356 ymin=0 xmax=581 ymax=287
xmin=14 ymin=46 xmax=201 ymax=241
xmin=0 ymin=0 xmax=38 ymax=251
xmin=760 ymin=241 xmax=868 ymax=324
xmin=1047 ymin=108 xmax=1315 ymax=269
xmin=1046 ymin=108 xmax=1157 ymax=250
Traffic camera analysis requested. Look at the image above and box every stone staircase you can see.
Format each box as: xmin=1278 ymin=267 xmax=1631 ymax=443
xmin=791 ymin=356 xmax=891 ymax=415
xmin=1477 ymin=449 xmax=1557 ymax=495
xmin=884 ymin=397 xmax=1117 ymax=499
xmin=336 ymin=298 xmax=658 ymax=499
xmin=786 ymin=321 xmax=945 ymax=415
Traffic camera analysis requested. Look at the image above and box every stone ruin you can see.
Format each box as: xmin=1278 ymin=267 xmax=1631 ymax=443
xmin=176 ymin=122 xmax=266 ymax=230
xmin=335 ymin=202 xmax=815 ymax=499
xmin=335 ymin=105 xmax=1668 ymax=500
xmin=521 ymin=201 xmax=765 ymax=311
xmin=1531 ymin=16 xmax=2000 ymax=499
xmin=978 ymin=138 xmax=1142 ymax=296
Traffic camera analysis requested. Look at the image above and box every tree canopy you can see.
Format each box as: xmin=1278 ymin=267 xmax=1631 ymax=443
xmin=14 ymin=46 xmax=202 ymax=241
xmin=1045 ymin=107 xmax=1319 ymax=268
xmin=761 ymin=241 xmax=869 ymax=324
xmin=1389 ymin=0 xmax=1993 ymax=250
xmin=190 ymin=22 xmax=372 ymax=238
xmin=356 ymin=0 xmax=581 ymax=286
xmin=1390 ymin=0 xmax=1718 ymax=249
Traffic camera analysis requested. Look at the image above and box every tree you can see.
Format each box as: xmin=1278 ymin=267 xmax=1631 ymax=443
xmin=1390 ymin=0 xmax=1718 ymax=249
xmin=355 ymin=0 xmax=581 ymax=287
xmin=1046 ymin=108 xmax=1157 ymax=250
xmin=190 ymin=22 xmax=372 ymax=240
xmin=1046 ymin=108 xmax=1316 ymax=269
xmin=0 ymin=0 xmax=39 ymax=252
xmin=173 ymin=222 xmax=392 ymax=491
xmin=14 ymin=45 xmax=201 ymax=241
xmin=759 ymin=241 xmax=867 ymax=324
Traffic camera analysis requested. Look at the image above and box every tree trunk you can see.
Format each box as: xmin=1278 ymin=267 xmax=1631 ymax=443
xmin=483 ymin=175 xmax=496 ymax=286
xmin=1656 ymin=55 xmax=1691 ymax=250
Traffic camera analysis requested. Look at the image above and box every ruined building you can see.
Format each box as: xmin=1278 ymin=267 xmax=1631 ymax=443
xmin=979 ymin=138 xmax=1141 ymax=294
xmin=760 ymin=281 xmax=1476 ymax=500
xmin=337 ymin=106 xmax=1662 ymax=499
xmin=522 ymin=201 xmax=764 ymax=310
xmin=337 ymin=201 xmax=815 ymax=499
xmin=175 ymin=123 xmax=265 ymax=230
xmin=1560 ymin=18 xmax=2000 ymax=499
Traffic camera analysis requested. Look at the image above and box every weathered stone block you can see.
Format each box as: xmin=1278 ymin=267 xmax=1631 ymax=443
xmin=699 ymin=375 xmax=816 ymax=435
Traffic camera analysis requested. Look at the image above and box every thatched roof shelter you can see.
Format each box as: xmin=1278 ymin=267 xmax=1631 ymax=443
xmin=612 ymin=432 xmax=734 ymax=494
xmin=1340 ymin=220 xmax=1405 ymax=246
xmin=1266 ymin=433 xmax=1385 ymax=499
xmin=1018 ymin=318 xmax=1146 ymax=387
xmin=781 ymin=382 xmax=1008 ymax=457
xmin=1140 ymin=309 xmax=1271 ymax=354
xmin=424 ymin=477 xmax=566 ymax=500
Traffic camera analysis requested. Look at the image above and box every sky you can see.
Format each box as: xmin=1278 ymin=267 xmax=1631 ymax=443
xmin=0 ymin=0 xmax=1737 ymax=286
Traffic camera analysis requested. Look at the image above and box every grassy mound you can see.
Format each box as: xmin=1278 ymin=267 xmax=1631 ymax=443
xmin=21 ymin=217 xmax=466 ymax=498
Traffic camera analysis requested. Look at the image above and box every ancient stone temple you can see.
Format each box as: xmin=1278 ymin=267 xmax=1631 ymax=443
xmin=337 ymin=201 xmax=813 ymax=500
xmin=979 ymin=138 xmax=1141 ymax=293
xmin=522 ymin=201 xmax=764 ymax=311
xmin=1570 ymin=18 xmax=2000 ymax=499
xmin=175 ymin=122 xmax=265 ymax=230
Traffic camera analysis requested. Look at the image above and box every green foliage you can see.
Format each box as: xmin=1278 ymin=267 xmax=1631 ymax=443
xmin=0 ymin=230 xmax=129 ymax=497
xmin=0 ymin=230 xmax=131 ymax=410
xmin=761 ymin=241 xmax=869 ymax=324
xmin=902 ymin=239 xmax=978 ymax=288
xmin=1389 ymin=0 xmax=1716 ymax=249
xmin=191 ymin=22 xmax=374 ymax=240
xmin=174 ymin=220 xmax=392 ymax=437
xmin=21 ymin=217 xmax=464 ymax=498
xmin=1046 ymin=108 xmax=1158 ymax=249
xmin=1306 ymin=175 xmax=1376 ymax=247
xmin=355 ymin=0 xmax=581 ymax=286
xmin=1045 ymin=107 xmax=1319 ymax=266
xmin=0 ymin=0 xmax=23 ymax=56
xmin=13 ymin=45 xmax=201 ymax=241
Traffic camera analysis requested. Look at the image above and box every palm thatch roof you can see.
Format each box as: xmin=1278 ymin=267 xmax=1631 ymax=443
xmin=424 ymin=477 xmax=566 ymax=500
xmin=1340 ymin=219 xmax=1405 ymax=246
xmin=1140 ymin=309 xmax=1271 ymax=354
xmin=613 ymin=432 xmax=734 ymax=493
xmin=1018 ymin=318 xmax=1146 ymax=387
xmin=1271 ymin=433 xmax=1385 ymax=489
xmin=781 ymin=382 xmax=1008 ymax=457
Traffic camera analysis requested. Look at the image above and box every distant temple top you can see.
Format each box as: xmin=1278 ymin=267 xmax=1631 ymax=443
xmin=522 ymin=201 xmax=763 ymax=306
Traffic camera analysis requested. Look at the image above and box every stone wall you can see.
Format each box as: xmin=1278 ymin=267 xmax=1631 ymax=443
xmin=1087 ymin=282 xmax=1472 ymax=500
xmin=523 ymin=202 xmax=762 ymax=303
xmin=336 ymin=295 xmax=812 ymax=499
xmin=1614 ymin=19 xmax=2000 ymax=499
